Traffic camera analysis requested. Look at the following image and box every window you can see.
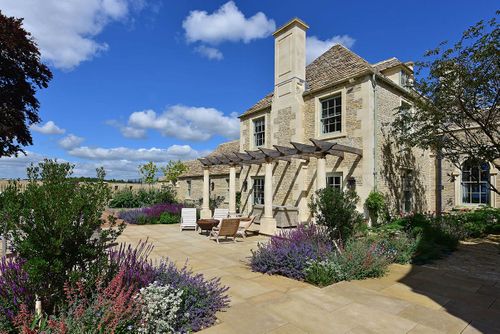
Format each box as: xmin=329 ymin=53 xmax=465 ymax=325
xmin=321 ymin=94 xmax=342 ymax=134
xmin=400 ymin=101 xmax=413 ymax=135
xmin=461 ymin=160 xmax=490 ymax=204
xmin=400 ymin=70 xmax=411 ymax=88
xmin=253 ymin=117 xmax=265 ymax=147
xmin=326 ymin=173 xmax=342 ymax=190
xmin=253 ymin=177 xmax=264 ymax=205
xmin=402 ymin=169 xmax=413 ymax=213
xmin=186 ymin=180 xmax=191 ymax=198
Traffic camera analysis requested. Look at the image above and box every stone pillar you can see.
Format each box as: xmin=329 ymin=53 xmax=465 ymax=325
xmin=316 ymin=155 xmax=327 ymax=191
xmin=297 ymin=161 xmax=309 ymax=223
xmin=260 ymin=158 xmax=277 ymax=235
xmin=201 ymin=167 xmax=211 ymax=218
xmin=228 ymin=165 xmax=236 ymax=216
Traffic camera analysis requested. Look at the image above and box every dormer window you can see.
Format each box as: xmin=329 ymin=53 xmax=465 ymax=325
xmin=253 ymin=117 xmax=265 ymax=147
xmin=321 ymin=94 xmax=342 ymax=134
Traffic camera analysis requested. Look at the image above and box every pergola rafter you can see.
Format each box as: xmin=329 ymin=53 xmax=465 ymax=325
xmin=198 ymin=138 xmax=362 ymax=167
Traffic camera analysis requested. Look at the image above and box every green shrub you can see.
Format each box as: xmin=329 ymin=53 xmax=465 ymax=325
xmin=364 ymin=190 xmax=388 ymax=226
xmin=445 ymin=207 xmax=500 ymax=238
xmin=309 ymin=187 xmax=364 ymax=244
xmin=158 ymin=212 xmax=180 ymax=224
xmin=109 ymin=187 xmax=177 ymax=208
xmin=368 ymin=231 xmax=420 ymax=264
xmin=108 ymin=189 xmax=140 ymax=208
xmin=304 ymin=239 xmax=391 ymax=286
xmin=1 ymin=160 xmax=125 ymax=309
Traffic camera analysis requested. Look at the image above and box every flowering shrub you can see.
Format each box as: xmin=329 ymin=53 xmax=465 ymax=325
xmin=250 ymin=224 xmax=333 ymax=280
xmin=0 ymin=257 xmax=34 ymax=331
xmin=118 ymin=203 xmax=183 ymax=225
xmin=137 ymin=282 xmax=185 ymax=333
xmin=154 ymin=260 xmax=230 ymax=332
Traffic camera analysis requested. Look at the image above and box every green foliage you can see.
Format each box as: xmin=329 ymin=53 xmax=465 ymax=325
xmin=161 ymin=160 xmax=188 ymax=185
xmin=446 ymin=207 xmax=500 ymax=238
xmin=139 ymin=161 xmax=159 ymax=185
xmin=364 ymin=190 xmax=388 ymax=226
xmin=0 ymin=12 xmax=53 ymax=157
xmin=309 ymin=187 xmax=364 ymax=243
xmin=367 ymin=230 xmax=420 ymax=264
xmin=209 ymin=196 xmax=225 ymax=212
xmin=391 ymin=13 xmax=500 ymax=192
xmin=158 ymin=212 xmax=180 ymax=225
xmin=109 ymin=187 xmax=177 ymax=208
xmin=1 ymin=160 xmax=125 ymax=309
xmin=304 ymin=239 xmax=391 ymax=287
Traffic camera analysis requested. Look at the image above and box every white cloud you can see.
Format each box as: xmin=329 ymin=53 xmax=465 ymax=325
xmin=31 ymin=121 xmax=66 ymax=135
xmin=58 ymin=134 xmax=85 ymax=149
xmin=183 ymin=1 xmax=275 ymax=44
xmin=195 ymin=45 xmax=223 ymax=60
xmin=68 ymin=144 xmax=203 ymax=162
xmin=306 ymin=35 xmax=356 ymax=64
xmin=121 ymin=105 xmax=239 ymax=141
xmin=0 ymin=0 xmax=143 ymax=70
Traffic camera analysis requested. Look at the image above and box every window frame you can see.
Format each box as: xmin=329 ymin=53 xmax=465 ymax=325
xmin=253 ymin=177 xmax=265 ymax=205
xmin=315 ymin=88 xmax=347 ymax=140
xmin=326 ymin=172 xmax=343 ymax=190
xmin=461 ymin=160 xmax=490 ymax=205
xmin=252 ymin=117 xmax=266 ymax=148
xmin=401 ymin=169 xmax=413 ymax=213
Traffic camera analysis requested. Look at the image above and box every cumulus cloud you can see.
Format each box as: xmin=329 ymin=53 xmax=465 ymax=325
xmin=183 ymin=1 xmax=275 ymax=59
xmin=306 ymin=35 xmax=356 ymax=64
xmin=68 ymin=144 xmax=203 ymax=162
xmin=0 ymin=0 xmax=144 ymax=70
xmin=31 ymin=121 xmax=66 ymax=135
xmin=58 ymin=134 xmax=85 ymax=149
xmin=195 ymin=45 xmax=223 ymax=60
xmin=118 ymin=105 xmax=239 ymax=141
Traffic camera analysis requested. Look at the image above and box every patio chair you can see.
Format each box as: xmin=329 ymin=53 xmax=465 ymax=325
xmin=236 ymin=216 xmax=255 ymax=239
xmin=212 ymin=208 xmax=229 ymax=224
xmin=209 ymin=218 xmax=240 ymax=243
xmin=180 ymin=208 xmax=197 ymax=231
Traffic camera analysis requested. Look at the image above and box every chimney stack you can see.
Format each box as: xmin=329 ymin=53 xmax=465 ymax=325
xmin=271 ymin=18 xmax=309 ymax=144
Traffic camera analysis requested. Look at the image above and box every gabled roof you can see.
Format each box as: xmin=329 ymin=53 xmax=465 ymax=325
xmin=372 ymin=57 xmax=403 ymax=72
xmin=240 ymin=44 xmax=373 ymax=118
xmin=179 ymin=140 xmax=240 ymax=178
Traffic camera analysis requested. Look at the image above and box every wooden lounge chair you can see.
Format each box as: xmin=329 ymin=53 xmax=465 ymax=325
xmin=209 ymin=218 xmax=240 ymax=243
xmin=236 ymin=216 xmax=255 ymax=239
xmin=180 ymin=208 xmax=197 ymax=231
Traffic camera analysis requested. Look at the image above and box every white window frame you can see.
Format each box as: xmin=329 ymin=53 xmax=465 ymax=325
xmin=253 ymin=177 xmax=265 ymax=205
xmin=401 ymin=169 xmax=413 ymax=213
xmin=461 ymin=160 xmax=491 ymax=205
xmin=326 ymin=172 xmax=343 ymax=190
xmin=252 ymin=117 xmax=266 ymax=148
xmin=315 ymin=88 xmax=347 ymax=140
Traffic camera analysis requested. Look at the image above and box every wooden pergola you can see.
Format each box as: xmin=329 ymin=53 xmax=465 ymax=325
xmin=197 ymin=138 xmax=363 ymax=234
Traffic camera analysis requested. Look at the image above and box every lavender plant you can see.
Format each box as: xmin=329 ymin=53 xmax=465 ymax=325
xmin=250 ymin=224 xmax=333 ymax=280
xmin=154 ymin=260 xmax=230 ymax=332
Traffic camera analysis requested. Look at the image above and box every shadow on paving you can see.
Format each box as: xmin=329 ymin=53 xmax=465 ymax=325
xmin=398 ymin=236 xmax=500 ymax=333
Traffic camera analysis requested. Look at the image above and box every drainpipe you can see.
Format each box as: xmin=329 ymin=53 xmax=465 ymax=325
xmin=371 ymin=73 xmax=378 ymax=190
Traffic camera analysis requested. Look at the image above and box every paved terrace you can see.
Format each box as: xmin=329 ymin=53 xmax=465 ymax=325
xmin=117 ymin=224 xmax=500 ymax=334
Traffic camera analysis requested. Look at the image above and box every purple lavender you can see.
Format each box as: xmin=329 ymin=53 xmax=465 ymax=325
xmin=250 ymin=224 xmax=333 ymax=280
xmin=118 ymin=203 xmax=183 ymax=224
xmin=0 ymin=257 xmax=34 ymax=322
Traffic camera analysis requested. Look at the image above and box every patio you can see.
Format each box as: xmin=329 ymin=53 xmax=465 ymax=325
xmin=117 ymin=224 xmax=500 ymax=334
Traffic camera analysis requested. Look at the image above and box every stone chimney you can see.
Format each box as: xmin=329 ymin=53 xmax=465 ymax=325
xmin=271 ymin=18 xmax=309 ymax=145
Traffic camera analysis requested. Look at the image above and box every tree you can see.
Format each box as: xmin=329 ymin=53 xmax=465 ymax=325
xmin=391 ymin=13 xmax=499 ymax=194
xmin=139 ymin=161 xmax=158 ymax=186
xmin=0 ymin=11 xmax=52 ymax=157
xmin=161 ymin=160 xmax=187 ymax=185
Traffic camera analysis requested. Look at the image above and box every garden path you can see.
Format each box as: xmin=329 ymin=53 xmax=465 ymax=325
xmin=117 ymin=224 xmax=500 ymax=334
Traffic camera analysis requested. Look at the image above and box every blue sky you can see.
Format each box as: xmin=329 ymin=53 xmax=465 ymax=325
xmin=0 ymin=0 xmax=497 ymax=179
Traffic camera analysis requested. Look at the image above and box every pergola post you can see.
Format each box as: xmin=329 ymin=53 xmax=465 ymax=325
xmin=316 ymin=155 xmax=327 ymax=191
xmin=201 ymin=166 xmax=211 ymax=219
xmin=228 ymin=165 xmax=236 ymax=216
xmin=260 ymin=158 xmax=277 ymax=235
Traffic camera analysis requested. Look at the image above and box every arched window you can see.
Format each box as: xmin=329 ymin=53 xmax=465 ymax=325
xmin=461 ymin=159 xmax=490 ymax=204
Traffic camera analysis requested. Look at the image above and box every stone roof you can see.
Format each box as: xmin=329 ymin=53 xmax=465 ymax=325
xmin=179 ymin=140 xmax=240 ymax=178
xmin=241 ymin=44 xmax=373 ymax=117
xmin=372 ymin=57 xmax=403 ymax=72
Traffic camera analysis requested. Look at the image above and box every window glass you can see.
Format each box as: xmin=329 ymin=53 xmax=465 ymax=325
xmin=321 ymin=94 xmax=342 ymax=134
xmin=461 ymin=160 xmax=490 ymax=205
xmin=253 ymin=177 xmax=265 ymax=205
xmin=253 ymin=118 xmax=265 ymax=147
xmin=402 ymin=169 xmax=413 ymax=213
xmin=326 ymin=174 xmax=342 ymax=189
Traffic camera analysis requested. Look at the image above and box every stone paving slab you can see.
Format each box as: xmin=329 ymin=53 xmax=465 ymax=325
xmin=117 ymin=224 xmax=500 ymax=334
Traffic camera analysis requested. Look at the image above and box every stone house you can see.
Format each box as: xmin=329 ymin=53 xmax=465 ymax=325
xmin=177 ymin=18 xmax=499 ymax=234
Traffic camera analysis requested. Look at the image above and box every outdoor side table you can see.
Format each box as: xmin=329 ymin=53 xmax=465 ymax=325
xmin=197 ymin=219 xmax=219 ymax=235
